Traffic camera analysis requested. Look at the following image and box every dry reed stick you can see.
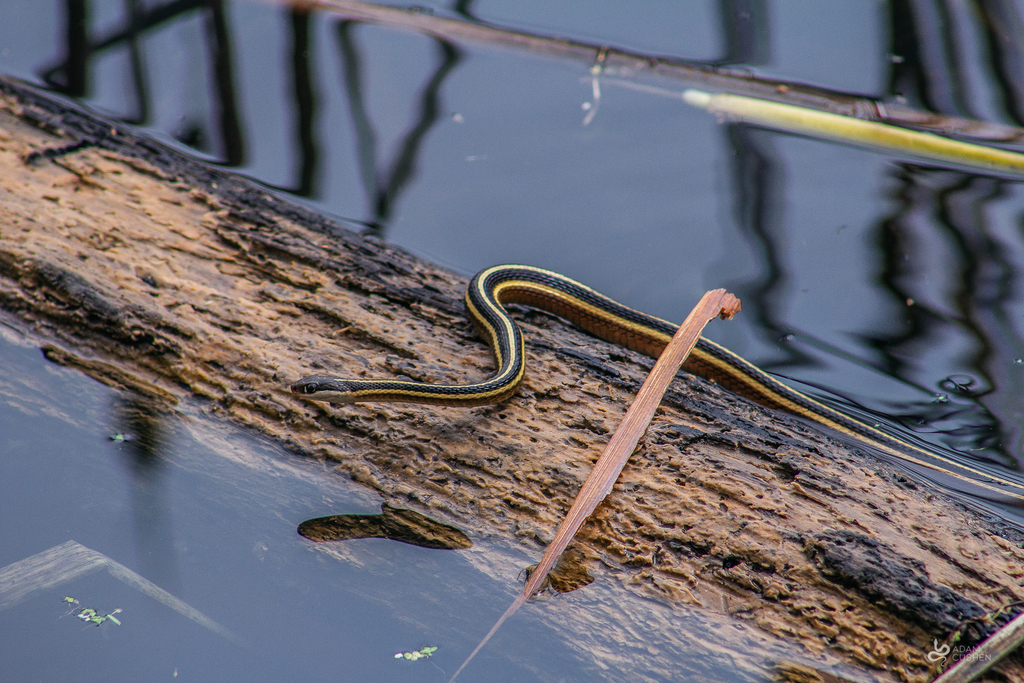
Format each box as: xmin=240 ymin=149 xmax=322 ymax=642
xmin=448 ymin=288 xmax=741 ymax=682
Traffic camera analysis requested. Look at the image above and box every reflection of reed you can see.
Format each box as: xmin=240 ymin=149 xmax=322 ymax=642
xmin=289 ymin=7 xmax=318 ymax=196
xmin=113 ymin=394 xmax=182 ymax=594
xmin=207 ymin=0 xmax=245 ymax=165
xmin=43 ymin=0 xmax=245 ymax=165
xmin=715 ymin=0 xmax=768 ymax=67
xmin=61 ymin=0 xmax=89 ymax=98
xmin=975 ymin=0 xmax=1024 ymax=126
xmin=891 ymin=0 xmax=1024 ymax=127
xmin=335 ymin=21 xmax=461 ymax=236
xmin=124 ymin=0 xmax=150 ymax=125
xmin=870 ymin=168 xmax=1024 ymax=469
xmin=939 ymin=173 xmax=1024 ymax=468
xmin=43 ymin=1 xmax=465 ymax=232
xmin=451 ymin=0 xmax=477 ymax=22
xmin=43 ymin=0 xmax=1024 ymax=191
xmin=889 ymin=0 xmax=969 ymax=116
xmin=724 ymin=123 xmax=815 ymax=371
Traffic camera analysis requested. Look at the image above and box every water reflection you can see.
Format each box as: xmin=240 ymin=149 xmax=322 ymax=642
xmin=869 ymin=167 xmax=1024 ymax=470
xmin=5 ymin=324 xmax=845 ymax=683
xmin=41 ymin=0 xmax=463 ymax=233
xmin=974 ymin=0 xmax=1024 ymax=126
xmin=43 ymin=0 xmax=245 ymax=162
xmin=888 ymin=0 xmax=964 ymax=116
xmin=714 ymin=0 xmax=768 ymax=67
xmin=112 ymin=394 xmax=181 ymax=593
xmin=336 ymin=22 xmax=461 ymax=236
xmin=289 ymin=5 xmax=318 ymax=196
xmin=522 ymin=547 xmax=594 ymax=595
xmin=889 ymin=0 xmax=1024 ymax=126
xmin=725 ymin=122 xmax=816 ymax=372
xmin=298 ymin=502 xmax=472 ymax=549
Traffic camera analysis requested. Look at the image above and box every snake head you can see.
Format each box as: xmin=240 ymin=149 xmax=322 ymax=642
xmin=290 ymin=376 xmax=357 ymax=403
xmin=291 ymin=377 xmax=321 ymax=395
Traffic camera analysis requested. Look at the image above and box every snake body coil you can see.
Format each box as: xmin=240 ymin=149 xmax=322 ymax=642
xmin=292 ymin=264 xmax=1024 ymax=503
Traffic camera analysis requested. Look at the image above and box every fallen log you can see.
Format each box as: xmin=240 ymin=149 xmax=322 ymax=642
xmin=1 ymin=76 xmax=1022 ymax=681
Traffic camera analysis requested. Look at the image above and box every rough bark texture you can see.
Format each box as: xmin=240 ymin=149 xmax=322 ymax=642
xmin=1 ymin=77 xmax=1023 ymax=682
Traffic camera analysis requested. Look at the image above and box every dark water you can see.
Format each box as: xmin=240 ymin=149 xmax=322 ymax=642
xmin=0 ymin=323 xmax=609 ymax=682
xmin=3 ymin=1 xmax=1024 ymax=679
xmin=0 ymin=321 xmax=859 ymax=682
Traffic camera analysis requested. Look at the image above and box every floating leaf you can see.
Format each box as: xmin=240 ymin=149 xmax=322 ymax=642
xmin=65 ymin=600 xmax=122 ymax=628
xmin=394 ymin=646 xmax=438 ymax=661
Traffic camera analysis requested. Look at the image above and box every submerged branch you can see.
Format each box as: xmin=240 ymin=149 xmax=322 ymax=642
xmin=295 ymin=0 xmax=1024 ymax=145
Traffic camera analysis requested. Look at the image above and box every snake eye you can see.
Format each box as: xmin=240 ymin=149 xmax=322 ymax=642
xmin=304 ymin=382 xmax=319 ymax=394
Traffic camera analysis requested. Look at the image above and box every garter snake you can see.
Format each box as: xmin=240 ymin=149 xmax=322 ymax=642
xmin=292 ymin=264 xmax=1024 ymax=504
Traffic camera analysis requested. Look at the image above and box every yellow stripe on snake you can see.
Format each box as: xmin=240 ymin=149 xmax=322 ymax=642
xmin=292 ymin=264 xmax=1024 ymax=505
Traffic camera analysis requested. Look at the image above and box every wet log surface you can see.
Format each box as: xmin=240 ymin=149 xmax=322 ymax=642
xmin=1 ymin=77 xmax=1023 ymax=682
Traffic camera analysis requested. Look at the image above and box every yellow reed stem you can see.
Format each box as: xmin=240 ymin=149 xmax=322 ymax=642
xmin=683 ymin=89 xmax=1024 ymax=175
